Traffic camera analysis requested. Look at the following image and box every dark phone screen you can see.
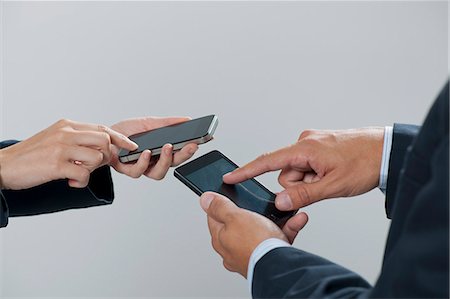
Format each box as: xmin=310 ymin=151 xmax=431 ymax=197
xmin=185 ymin=158 xmax=277 ymax=216
xmin=123 ymin=115 xmax=215 ymax=155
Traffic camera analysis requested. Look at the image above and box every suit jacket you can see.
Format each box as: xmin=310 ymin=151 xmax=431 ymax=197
xmin=0 ymin=140 xmax=114 ymax=228
xmin=252 ymin=81 xmax=449 ymax=298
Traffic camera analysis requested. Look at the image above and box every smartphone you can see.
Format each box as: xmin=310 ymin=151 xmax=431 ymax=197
xmin=119 ymin=115 xmax=218 ymax=163
xmin=174 ymin=150 xmax=297 ymax=227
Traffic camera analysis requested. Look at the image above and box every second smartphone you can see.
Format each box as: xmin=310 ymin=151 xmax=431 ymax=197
xmin=174 ymin=150 xmax=297 ymax=227
xmin=119 ymin=115 xmax=218 ymax=163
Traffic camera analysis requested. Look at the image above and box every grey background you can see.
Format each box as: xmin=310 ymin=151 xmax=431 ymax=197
xmin=0 ymin=1 xmax=448 ymax=298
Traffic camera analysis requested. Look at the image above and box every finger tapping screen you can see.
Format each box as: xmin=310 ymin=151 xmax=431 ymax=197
xmin=185 ymin=158 xmax=277 ymax=215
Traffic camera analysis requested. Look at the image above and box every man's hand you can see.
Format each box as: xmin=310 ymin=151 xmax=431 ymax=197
xmin=0 ymin=119 xmax=137 ymax=190
xmin=200 ymin=192 xmax=308 ymax=277
xmin=223 ymin=128 xmax=384 ymax=211
xmin=110 ymin=116 xmax=198 ymax=180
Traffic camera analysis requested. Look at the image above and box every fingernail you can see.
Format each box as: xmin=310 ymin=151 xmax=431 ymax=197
xmin=222 ymin=172 xmax=233 ymax=182
xmin=120 ymin=133 xmax=133 ymax=142
xmin=200 ymin=192 xmax=215 ymax=211
xmin=131 ymin=141 xmax=138 ymax=149
xmin=165 ymin=144 xmax=173 ymax=155
xmin=276 ymin=193 xmax=293 ymax=210
xmin=143 ymin=150 xmax=151 ymax=159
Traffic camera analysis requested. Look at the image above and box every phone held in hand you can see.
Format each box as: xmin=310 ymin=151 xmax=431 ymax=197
xmin=174 ymin=150 xmax=297 ymax=227
xmin=119 ymin=115 xmax=218 ymax=163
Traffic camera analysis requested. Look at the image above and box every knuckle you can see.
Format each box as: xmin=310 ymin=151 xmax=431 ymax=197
xmin=211 ymin=237 xmax=221 ymax=253
xmin=223 ymin=210 xmax=235 ymax=222
xmin=131 ymin=172 xmax=141 ymax=179
xmin=222 ymin=261 xmax=235 ymax=272
xmin=151 ymin=173 xmax=164 ymax=181
xmin=100 ymin=132 xmax=111 ymax=145
xmin=131 ymin=168 xmax=143 ymax=178
xmin=78 ymin=169 xmax=90 ymax=183
xmin=303 ymin=137 xmax=322 ymax=150
xmin=208 ymin=198 xmax=221 ymax=212
xmin=298 ymin=129 xmax=313 ymax=140
xmin=222 ymin=257 xmax=237 ymax=272
xmin=292 ymin=185 xmax=312 ymax=206
xmin=290 ymin=151 xmax=307 ymax=167
xmin=278 ymin=175 xmax=287 ymax=186
xmin=56 ymin=118 xmax=71 ymax=127
xmin=157 ymin=172 xmax=167 ymax=180
xmin=95 ymin=151 xmax=104 ymax=165
xmin=256 ymin=152 xmax=270 ymax=162
xmin=98 ymin=124 xmax=108 ymax=132
xmin=54 ymin=130 xmax=68 ymax=142
xmin=209 ymin=201 xmax=236 ymax=222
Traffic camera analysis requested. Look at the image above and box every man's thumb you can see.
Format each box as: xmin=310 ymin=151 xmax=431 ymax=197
xmin=200 ymin=192 xmax=238 ymax=223
xmin=200 ymin=192 xmax=216 ymax=212
xmin=276 ymin=182 xmax=324 ymax=210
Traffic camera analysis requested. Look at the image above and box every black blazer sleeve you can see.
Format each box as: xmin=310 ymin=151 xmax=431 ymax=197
xmin=0 ymin=191 xmax=8 ymax=227
xmin=370 ymin=82 xmax=449 ymax=298
xmin=0 ymin=140 xmax=114 ymax=228
xmin=385 ymin=124 xmax=420 ymax=219
xmin=252 ymin=247 xmax=371 ymax=299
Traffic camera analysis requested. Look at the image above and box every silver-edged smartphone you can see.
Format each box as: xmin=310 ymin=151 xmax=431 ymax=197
xmin=174 ymin=150 xmax=297 ymax=227
xmin=118 ymin=115 xmax=218 ymax=163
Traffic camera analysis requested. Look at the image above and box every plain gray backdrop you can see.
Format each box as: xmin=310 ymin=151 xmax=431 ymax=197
xmin=0 ymin=1 xmax=448 ymax=298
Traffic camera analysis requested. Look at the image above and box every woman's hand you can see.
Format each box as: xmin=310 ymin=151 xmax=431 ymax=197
xmin=0 ymin=119 xmax=137 ymax=190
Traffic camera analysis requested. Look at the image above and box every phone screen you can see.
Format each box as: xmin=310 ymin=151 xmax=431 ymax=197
xmin=185 ymin=158 xmax=277 ymax=215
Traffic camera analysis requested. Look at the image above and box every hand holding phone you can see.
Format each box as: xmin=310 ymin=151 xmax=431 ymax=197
xmin=110 ymin=116 xmax=201 ymax=180
xmin=119 ymin=115 xmax=218 ymax=163
xmin=174 ymin=150 xmax=298 ymax=226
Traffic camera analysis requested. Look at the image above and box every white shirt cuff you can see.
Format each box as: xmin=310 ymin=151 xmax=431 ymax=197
xmin=247 ymin=238 xmax=291 ymax=296
xmin=379 ymin=126 xmax=393 ymax=193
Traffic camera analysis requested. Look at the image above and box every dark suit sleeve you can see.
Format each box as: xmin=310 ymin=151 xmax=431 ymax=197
xmin=252 ymin=247 xmax=372 ymax=299
xmin=385 ymin=124 xmax=420 ymax=219
xmin=371 ymin=82 xmax=449 ymax=298
xmin=0 ymin=140 xmax=114 ymax=228
xmin=253 ymin=81 xmax=449 ymax=298
xmin=0 ymin=191 xmax=9 ymax=227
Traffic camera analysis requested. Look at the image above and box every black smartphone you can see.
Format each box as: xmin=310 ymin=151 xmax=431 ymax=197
xmin=119 ymin=115 xmax=218 ymax=163
xmin=174 ymin=150 xmax=297 ymax=227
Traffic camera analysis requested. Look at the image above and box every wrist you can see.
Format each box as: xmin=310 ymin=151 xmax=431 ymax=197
xmin=0 ymin=148 xmax=8 ymax=189
xmin=362 ymin=126 xmax=386 ymax=190
xmin=246 ymin=238 xmax=291 ymax=293
xmin=0 ymin=146 xmax=16 ymax=190
xmin=378 ymin=126 xmax=393 ymax=192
